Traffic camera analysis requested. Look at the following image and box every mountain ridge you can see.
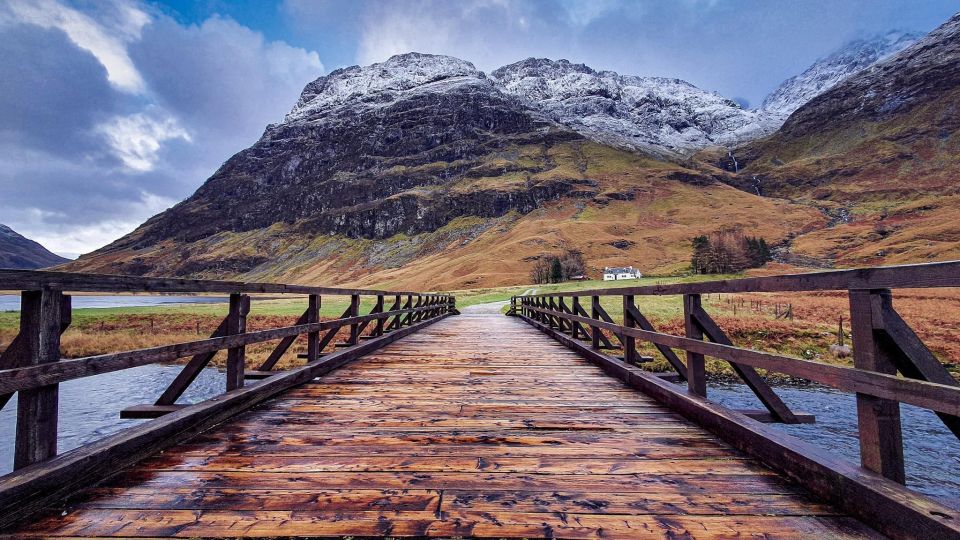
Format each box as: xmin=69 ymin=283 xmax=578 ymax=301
xmin=63 ymin=20 xmax=957 ymax=287
xmin=0 ymin=224 xmax=70 ymax=270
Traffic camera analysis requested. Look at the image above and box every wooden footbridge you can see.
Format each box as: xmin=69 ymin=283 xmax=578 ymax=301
xmin=0 ymin=263 xmax=959 ymax=538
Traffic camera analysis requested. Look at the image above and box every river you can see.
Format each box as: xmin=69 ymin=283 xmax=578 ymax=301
xmin=0 ymin=295 xmax=229 ymax=311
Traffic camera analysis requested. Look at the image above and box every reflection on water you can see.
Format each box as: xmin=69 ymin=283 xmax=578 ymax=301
xmin=0 ymin=295 xmax=229 ymax=311
xmin=708 ymin=381 xmax=960 ymax=510
xmin=0 ymin=364 xmax=223 ymax=475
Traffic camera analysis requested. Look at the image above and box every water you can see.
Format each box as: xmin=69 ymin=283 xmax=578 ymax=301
xmin=0 ymin=294 xmax=229 ymax=311
xmin=707 ymin=381 xmax=960 ymax=509
xmin=0 ymin=363 xmax=224 ymax=475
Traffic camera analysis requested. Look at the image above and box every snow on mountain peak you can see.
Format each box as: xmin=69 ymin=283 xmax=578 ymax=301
xmin=491 ymin=58 xmax=764 ymax=156
xmin=286 ymin=53 xmax=487 ymax=121
xmin=759 ymin=31 xmax=922 ymax=119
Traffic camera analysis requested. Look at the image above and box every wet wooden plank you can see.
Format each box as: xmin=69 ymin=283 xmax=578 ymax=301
xmin=8 ymin=312 xmax=877 ymax=538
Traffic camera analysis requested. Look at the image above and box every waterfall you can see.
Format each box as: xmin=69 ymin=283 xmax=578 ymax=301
xmin=727 ymin=150 xmax=739 ymax=173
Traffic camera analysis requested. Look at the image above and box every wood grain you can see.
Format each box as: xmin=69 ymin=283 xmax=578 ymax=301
xmin=11 ymin=313 xmax=880 ymax=538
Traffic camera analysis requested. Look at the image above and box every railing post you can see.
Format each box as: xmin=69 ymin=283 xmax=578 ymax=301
xmin=623 ymin=295 xmax=637 ymax=365
xmin=849 ymin=289 xmax=905 ymax=483
xmin=348 ymin=294 xmax=360 ymax=344
xmin=307 ymin=294 xmax=320 ymax=362
xmin=590 ymin=296 xmax=601 ymax=349
xmin=571 ymin=296 xmax=582 ymax=339
xmin=226 ymin=293 xmax=250 ymax=391
xmin=683 ymin=293 xmax=707 ymax=397
xmin=372 ymin=294 xmax=385 ymax=336
xmin=14 ymin=289 xmax=65 ymax=470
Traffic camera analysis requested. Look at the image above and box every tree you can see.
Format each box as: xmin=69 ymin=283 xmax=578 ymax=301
xmin=550 ymin=257 xmax=563 ymax=283
xmin=559 ymin=250 xmax=585 ymax=279
xmin=530 ymin=250 xmax=589 ymax=284
xmin=691 ymin=235 xmax=710 ymax=274
xmin=530 ymin=258 xmax=552 ymax=284
xmin=691 ymin=231 xmax=772 ymax=274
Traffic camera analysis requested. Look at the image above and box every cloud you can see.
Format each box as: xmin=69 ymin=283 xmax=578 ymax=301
xmin=96 ymin=112 xmax=191 ymax=172
xmin=1 ymin=0 xmax=147 ymax=93
xmin=0 ymin=1 xmax=325 ymax=256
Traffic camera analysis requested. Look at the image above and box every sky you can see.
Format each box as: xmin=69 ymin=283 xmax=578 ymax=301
xmin=1 ymin=0 xmax=957 ymax=258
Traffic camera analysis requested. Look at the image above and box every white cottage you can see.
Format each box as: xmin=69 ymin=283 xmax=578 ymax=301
xmin=603 ymin=266 xmax=642 ymax=281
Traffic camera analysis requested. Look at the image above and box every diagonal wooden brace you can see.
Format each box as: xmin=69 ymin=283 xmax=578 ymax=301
xmin=691 ymin=304 xmax=801 ymax=424
xmin=873 ymin=293 xmax=960 ymax=440
xmin=625 ymin=302 xmax=688 ymax=380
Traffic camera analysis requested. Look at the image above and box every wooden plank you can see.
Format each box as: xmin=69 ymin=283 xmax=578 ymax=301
xmin=0 ymin=312 xmax=451 ymax=530
xmin=14 ymin=290 xmax=64 ymax=470
xmin=849 ymin=289 xmax=905 ymax=483
xmin=519 ymin=312 xmax=958 ymax=539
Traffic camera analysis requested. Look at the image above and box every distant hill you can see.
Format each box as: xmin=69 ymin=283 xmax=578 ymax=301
xmin=0 ymin=224 xmax=69 ymax=269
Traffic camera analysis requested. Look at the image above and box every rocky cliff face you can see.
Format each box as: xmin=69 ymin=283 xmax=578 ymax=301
xmin=0 ymin=224 xmax=69 ymax=269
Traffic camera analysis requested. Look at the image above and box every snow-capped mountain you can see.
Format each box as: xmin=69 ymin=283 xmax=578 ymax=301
xmin=490 ymin=58 xmax=766 ymax=157
xmin=758 ymin=31 xmax=921 ymax=124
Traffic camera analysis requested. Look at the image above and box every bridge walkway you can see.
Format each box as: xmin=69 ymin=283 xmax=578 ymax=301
xmin=15 ymin=311 xmax=879 ymax=538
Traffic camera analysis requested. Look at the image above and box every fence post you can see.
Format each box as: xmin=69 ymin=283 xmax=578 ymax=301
xmin=307 ymin=294 xmax=320 ymax=362
xmin=623 ymin=295 xmax=637 ymax=365
xmin=226 ymin=293 xmax=250 ymax=391
xmin=683 ymin=293 xmax=707 ymax=397
xmin=14 ymin=289 xmax=65 ymax=470
xmin=372 ymin=294 xmax=385 ymax=336
xmin=570 ymin=297 xmax=580 ymax=339
xmin=348 ymin=294 xmax=360 ymax=344
xmin=591 ymin=296 xmax=601 ymax=349
xmin=849 ymin=289 xmax=905 ymax=483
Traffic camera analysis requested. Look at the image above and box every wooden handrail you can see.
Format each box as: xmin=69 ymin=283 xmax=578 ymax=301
xmin=0 ymin=270 xmax=456 ymax=474
xmin=513 ymin=260 xmax=960 ymax=489
xmin=521 ymin=303 xmax=960 ymax=416
xmin=535 ymin=260 xmax=960 ymax=296
xmin=0 ymin=268 xmax=429 ymax=296
xmin=0 ymin=303 xmax=441 ymax=394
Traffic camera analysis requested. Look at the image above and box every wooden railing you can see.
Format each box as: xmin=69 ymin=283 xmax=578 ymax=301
xmin=0 ymin=269 xmax=455 ymax=475
xmin=510 ymin=261 xmax=960 ymax=537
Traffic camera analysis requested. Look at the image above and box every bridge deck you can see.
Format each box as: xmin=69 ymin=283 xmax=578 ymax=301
xmin=16 ymin=309 xmax=879 ymax=538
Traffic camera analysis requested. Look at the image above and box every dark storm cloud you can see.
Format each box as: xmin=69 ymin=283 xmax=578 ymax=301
xmin=0 ymin=24 xmax=124 ymax=157
xmin=0 ymin=2 xmax=322 ymax=256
